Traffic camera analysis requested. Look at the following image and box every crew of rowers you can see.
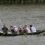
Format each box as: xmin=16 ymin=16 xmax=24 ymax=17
xmin=2 ymin=25 xmax=37 ymax=34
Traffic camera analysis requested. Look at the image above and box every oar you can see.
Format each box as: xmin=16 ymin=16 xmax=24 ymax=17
xmin=0 ymin=19 xmax=5 ymax=26
xmin=0 ymin=19 xmax=4 ymax=30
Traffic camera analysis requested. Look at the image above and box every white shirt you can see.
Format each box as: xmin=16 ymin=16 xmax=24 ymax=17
xmin=26 ymin=27 xmax=31 ymax=33
xmin=13 ymin=26 xmax=18 ymax=32
xmin=31 ymin=27 xmax=36 ymax=32
xmin=15 ymin=28 xmax=18 ymax=32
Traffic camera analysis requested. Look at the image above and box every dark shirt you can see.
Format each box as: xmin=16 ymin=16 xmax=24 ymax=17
xmin=2 ymin=27 xmax=8 ymax=31
xmin=19 ymin=29 xmax=22 ymax=32
xmin=11 ymin=29 xmax=15 ymax=32
xmin=10 ymin=28 xmax=15 ymax=33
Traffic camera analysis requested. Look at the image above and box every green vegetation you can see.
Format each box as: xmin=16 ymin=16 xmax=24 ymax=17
xmin=0 ymin=0 xmax=45 ymax=5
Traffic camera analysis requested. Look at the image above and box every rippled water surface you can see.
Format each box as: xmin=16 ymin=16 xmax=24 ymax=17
xmin=0 ymin=35 xmax=45 ymax=45
xmin=0 ymin=5 xmax=45 ymax=30
xmin=0 ymin=5 xmax=45 ymax=45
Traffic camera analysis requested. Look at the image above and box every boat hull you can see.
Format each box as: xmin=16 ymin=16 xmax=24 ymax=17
xmin=0 ymin=30 xmax=44 ymax=36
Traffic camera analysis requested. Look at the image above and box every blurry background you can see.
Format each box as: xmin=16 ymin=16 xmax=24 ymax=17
xmin=0 ymin=0 xmax=44 ymax=5
xmin=0 ymin=0 xmax=45 ymax=30
xmin=0 ymin=5 xmax=45 ymax=30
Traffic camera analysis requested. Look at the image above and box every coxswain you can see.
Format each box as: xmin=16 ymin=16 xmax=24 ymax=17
xmin=2 ymin=25 xmax=8 ymax=34
xmin=30 ymin=25 xmax=37 ymax=33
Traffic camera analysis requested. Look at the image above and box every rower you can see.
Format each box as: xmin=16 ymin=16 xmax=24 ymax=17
xmin=2 ymin=25 xmax=8 ymax=34
xmin=18 ymin=27 xmax=22 ymax=34
xmin=22 ymin=25 xmax=27 ymax=33
xmin=30 ymin=25 xmax=37 ymax=33
xmin=13 ymin=26 xmax=18 ymax=34
xmin=10 ymin=26 xmax=15 ymax=34
xmin=26 ymin=26 xmax=31 ymax=33
xmin=23 ymin=25 xmax=31 ymax=33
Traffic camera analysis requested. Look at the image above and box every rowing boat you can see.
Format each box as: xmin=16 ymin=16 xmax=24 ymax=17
xmin=0 ymin=30 xmax=45 ymax=36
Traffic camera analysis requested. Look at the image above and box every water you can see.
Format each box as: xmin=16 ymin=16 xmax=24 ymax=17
xmin=0 ymin=35 xmax=45 ymax=45
xmin=0 ymin=5 xmax=45 ymax=45
xmin=0 ymin=5 xmax=45 ymax=30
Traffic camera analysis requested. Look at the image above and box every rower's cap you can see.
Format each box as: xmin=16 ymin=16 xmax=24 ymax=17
xmin=30 ymin=25 xmax=32 ymax=27
xmin=10 ymin=26 xmax=13 ymax=27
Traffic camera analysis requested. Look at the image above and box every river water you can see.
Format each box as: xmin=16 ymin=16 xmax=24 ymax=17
xmin=0 ymin=35 xmax=45 ymax=45
xmin=0 ymin=5 xmax=45 ymax=45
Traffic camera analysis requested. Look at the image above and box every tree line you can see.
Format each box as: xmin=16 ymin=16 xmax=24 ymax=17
xmin=0 ymin=0 xmax=45 ymax=4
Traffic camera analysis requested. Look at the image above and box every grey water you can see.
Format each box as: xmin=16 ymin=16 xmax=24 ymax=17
xmin=0 ymin=35 xmax=45 ymax=45
xmin=0 ymin=5 xmax=45 ymax=45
